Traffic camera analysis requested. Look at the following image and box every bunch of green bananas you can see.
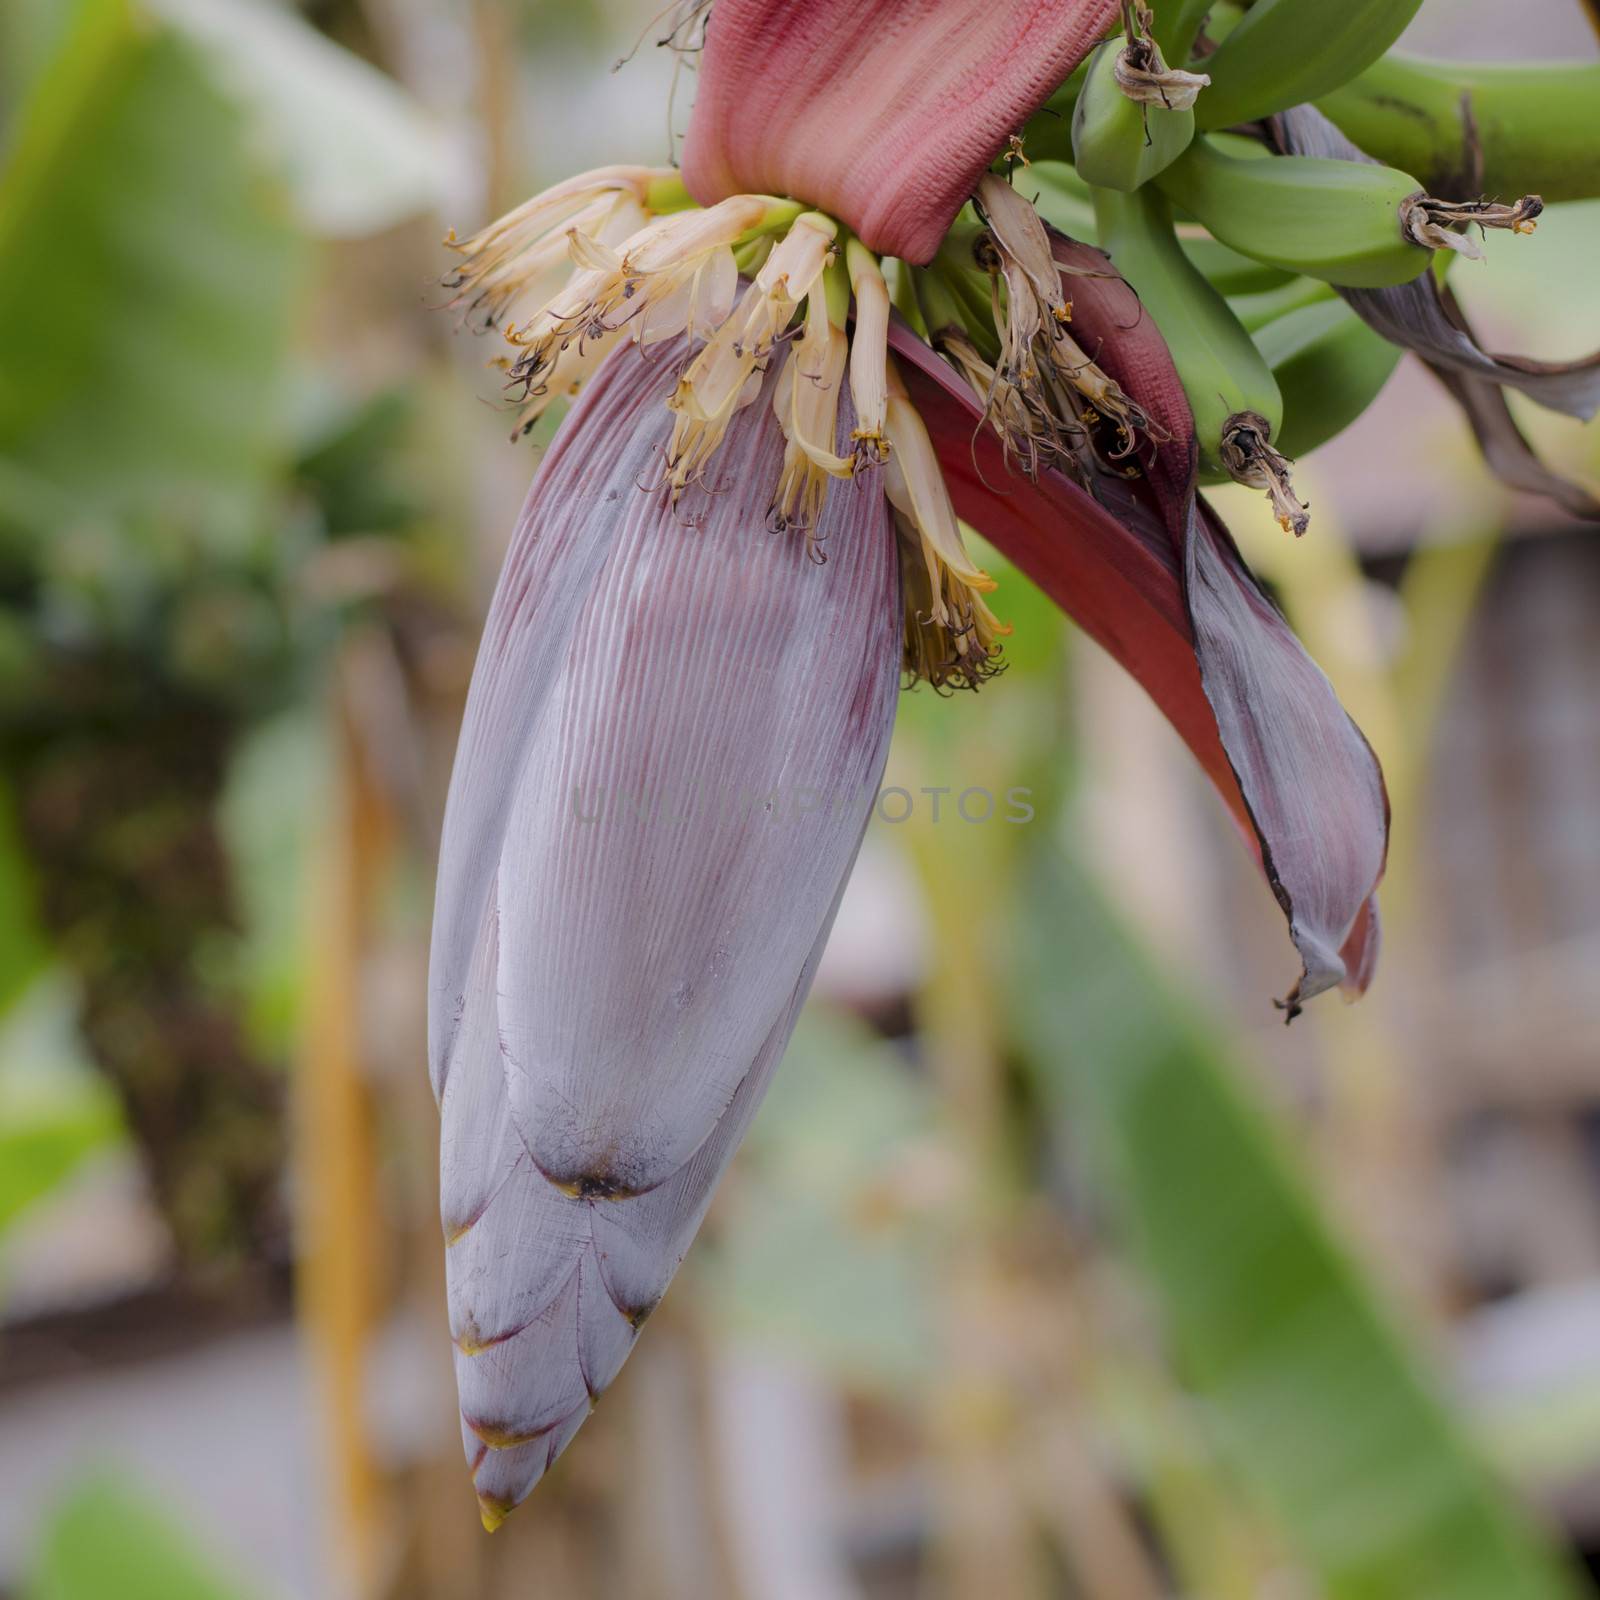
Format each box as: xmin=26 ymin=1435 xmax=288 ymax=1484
xmin=966 ymin=0 xmax=1597 ymax=531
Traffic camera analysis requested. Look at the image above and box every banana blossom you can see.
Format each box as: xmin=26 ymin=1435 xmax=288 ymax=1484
xmin=430 ymin=0 xmax=1388 ymax=1527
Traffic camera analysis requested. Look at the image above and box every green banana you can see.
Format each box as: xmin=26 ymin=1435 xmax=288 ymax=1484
xmin=1071 ymin=18 xmax=1205 ymax=193
xmin=1180 ymin=232 xmax=1295 ymax=295
xmin=1094 ymin=185 xmax=1307 ymax=528
xmin=1229 ymin=274 xmax=1334 ymax=333
xmin=1254 ymin=298 xmax=1403 ymax=459
xmin=1092 ymin=186 xmax=1280 ymax=471
xmin=1194 ymin=0 xmax=1426 ymax=132
xmin=1020 ymin=161 xmax=1291 ymax=298
xmin=1018 ymin=63 xmax=1088 ymax=165
xmin=927 ymin=225 xmax=1003 ymax=364
xmin=1318 ymin=55 xmax=1600 ymax=205
xmin=1028 ymin=158 xmax=1293 ymax=296
xmin=1155 ymin=134 xmax=1434 ymax=289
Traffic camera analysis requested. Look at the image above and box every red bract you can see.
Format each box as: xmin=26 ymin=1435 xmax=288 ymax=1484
xmin=890 ymin=238 xmax=1389 ymax=1015
xmin=681 ymin=0 xmax=1119 ymax=262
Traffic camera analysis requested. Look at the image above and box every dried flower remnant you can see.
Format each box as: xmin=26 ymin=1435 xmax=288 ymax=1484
xmin=1400 ymin=191 xmax=1544 ymax=259
xmin=883 ymin=358 xmax=1008 ymax=689
xmin=1112 ymin=1 xmax=1209 ymax=110
xmin=972 ymin=174 xmax=1154 ymax=472
xmin=1219 ymin=412 xmax=1310 ymax=537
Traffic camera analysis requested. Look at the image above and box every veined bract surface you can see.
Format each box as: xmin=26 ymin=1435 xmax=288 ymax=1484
xmin=429 ymin=331 xmax=900 ymax=1526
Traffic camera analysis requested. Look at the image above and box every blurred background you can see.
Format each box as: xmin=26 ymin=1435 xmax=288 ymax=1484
xmin=2 ymin=0 xmax=1599 ymax=1596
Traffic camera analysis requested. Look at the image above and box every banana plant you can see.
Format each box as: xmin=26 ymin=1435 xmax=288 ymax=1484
xmin=419 ymin=0 xmax=1600 ymax=1527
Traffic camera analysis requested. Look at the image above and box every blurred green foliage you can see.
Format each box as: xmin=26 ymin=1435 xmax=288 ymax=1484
xmin=0 ymin=778 xmax=46 ymax=1015
xmin=0 ymin=0 xmax=303 ymax=531
xmin=0 ymin=1090 xmax=121 ymax=1238
xmin=0 ymin=0 xmax=443 ymax=1270
xmin=22 ymin=1477 xmax=253 ymax=1600
xmin=1011 ymin=850 xmax=1578 ymax=1599
xmin=0 ymin=0 xmax=308 ymax=716
xmin=703 ymin=1008 xmax=940 ymax=1386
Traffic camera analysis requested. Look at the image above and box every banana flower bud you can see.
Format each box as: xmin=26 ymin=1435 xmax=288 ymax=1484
xmin=429 ymin=331 xmax=899 ymax=1527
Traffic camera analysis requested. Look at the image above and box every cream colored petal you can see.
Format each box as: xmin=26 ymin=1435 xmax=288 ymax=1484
xmin=694 ymin=245 xmax=740 ymax=336
xmin=787 ymin=299 xmax=853 ymax=476
xmin=627 ymin=193 xmax=774 ymax=273
xmin=566 ymin=227 xmax=624 ymax=275
xmin=881 ymin=379 xmax=994 ymax=591
xmin=845 ymin=241 xmax=890 ymax=460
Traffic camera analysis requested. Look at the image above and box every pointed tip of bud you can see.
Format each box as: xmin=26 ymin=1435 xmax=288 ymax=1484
xmin=478 ymin=1495 xmax=513 ymax=1534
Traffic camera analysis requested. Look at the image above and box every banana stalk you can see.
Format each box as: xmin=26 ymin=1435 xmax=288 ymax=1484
xmin=1026 ymin=160 xmax=1100 ymax=239
xmin=1318 ymin=54 xmax=1600 ymax=204
xmin=1229 ymin=274 xmax=1335 ymax=333
xmin=1181 ymin=233 xmax=1297 ymax=295
xmin=1149 ymin=0 xmax=1216 ymax=64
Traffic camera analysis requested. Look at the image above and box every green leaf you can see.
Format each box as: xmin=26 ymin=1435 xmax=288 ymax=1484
xmin=22 ymin=1477 xmax=254 ymax=1600
xmin=0 ymin=781 xmax=47 ymax=1020
xmin=0 ymin=1098 xmax=120 ymax=1238
xmin=0 ymin=0 xmax=87 ymax=131
xmin=1009 ymin=851 xmax=1581 ymax=1600
xmin=0 ymin=0 xmax=304 ymax=535
xmin=700 ymin=1007 xmax=938 ymax=1385
xmin=0 ymin=975 xmax=122 ymax=1239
